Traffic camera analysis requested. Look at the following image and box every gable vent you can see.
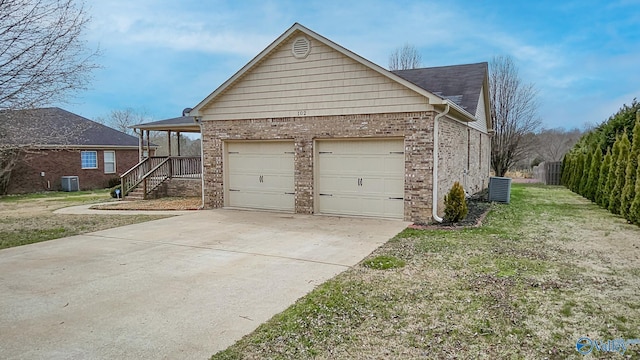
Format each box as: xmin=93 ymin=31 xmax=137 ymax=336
xmin=292 ymin=36 xmax=311 ymax=59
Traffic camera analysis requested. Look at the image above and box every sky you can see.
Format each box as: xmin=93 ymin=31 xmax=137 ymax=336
xmin=57 ymin=0 xmax=640 ymax=130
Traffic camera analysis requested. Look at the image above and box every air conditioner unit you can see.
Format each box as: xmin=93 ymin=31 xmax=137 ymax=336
xmin=488 ymin=176 xmax=511 ymax=203
xmin=61 ymin=176 xmax=80 ymax=192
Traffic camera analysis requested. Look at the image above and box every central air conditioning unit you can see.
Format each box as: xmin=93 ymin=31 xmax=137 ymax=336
xmin=61 ymin=176 xmax=80 ymax=192
xmin=488 ymin=176 xmax=512 ymax=203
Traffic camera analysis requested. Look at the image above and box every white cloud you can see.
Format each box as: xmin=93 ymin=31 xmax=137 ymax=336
xmin=87 ymin=1 xmax=275 ymax=56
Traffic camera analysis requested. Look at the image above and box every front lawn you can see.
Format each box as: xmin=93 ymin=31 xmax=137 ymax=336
xmin=212 ymin=184 xmax=640 ymax=359
xmin=0 ymin=190 xmax=168 ymax=249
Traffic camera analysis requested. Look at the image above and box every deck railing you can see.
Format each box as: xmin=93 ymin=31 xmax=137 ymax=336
xmin=120 ymin=156 xmax=201 ymax=197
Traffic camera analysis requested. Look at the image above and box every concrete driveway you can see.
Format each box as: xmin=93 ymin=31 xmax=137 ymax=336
xmin=0 ymin=209 xmax=408 ymax=359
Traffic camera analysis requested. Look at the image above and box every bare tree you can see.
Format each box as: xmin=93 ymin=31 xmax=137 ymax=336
xmin=150 ymin=133 xmax=201 ymax=156
xmin=388 ymin=43 xmax=422 ymax=71
xmin=533 ymin=128 xmax=583 ymax=162
xmin=0 ymin=0 xmax=98 ymax=194
xmin=490 ymin=55 xmax=541 ymax=176
xmin=96 ymin=108 xmax=151 ymax=135
xmin=0 ymin=0 xmax=99 ymax=110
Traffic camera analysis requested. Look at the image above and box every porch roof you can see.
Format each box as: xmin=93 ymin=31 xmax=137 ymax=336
xmin=130 ymin=116 xmax=200 ymax=133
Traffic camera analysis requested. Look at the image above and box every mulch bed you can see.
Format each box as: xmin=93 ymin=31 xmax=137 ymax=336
xmin=409 ymin=195 xmax=493 ymax=230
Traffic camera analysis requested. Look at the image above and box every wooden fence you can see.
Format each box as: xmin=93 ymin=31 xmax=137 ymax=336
xmin=533 ymin=161 xmax=562 ymax=185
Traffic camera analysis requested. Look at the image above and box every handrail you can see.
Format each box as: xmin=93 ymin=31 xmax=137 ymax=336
xmin=140 ymin=157 xmax=172 ymax=195
xmin=121 ymin=156 xmax=202 ymax=197
xmin=121 ymin=157 xmax=169 ymax=196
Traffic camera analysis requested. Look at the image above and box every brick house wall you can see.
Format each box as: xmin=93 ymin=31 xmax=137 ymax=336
xmin=7 ymin=148 xmax=140 ymax=194
xmin=437 ymin=118 xmax=491 ymax=213
xmin=154 ymin=178 xmax=202 ymax=198
xmin=201 ymin=111 xmax=490 ymax=223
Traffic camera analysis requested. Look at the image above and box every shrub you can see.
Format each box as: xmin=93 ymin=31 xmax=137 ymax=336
xmin=609 ymin=133 xmax=630 ymax=215
xmin=107 ymin=177 xmax=121 ymax=188
xmin=584 ymin=147 xmax=602 ymax=201
xmin=571 ymin=152 xmax=584 ymax=193
xmin=444 ymin=181 xmax=468 ymax=222
xmin=630 ymin=153 xmax=640 ymax=225
xmin=604 ymin=135 xmax=623 ymax=209
xmin=596 ymin=148 xmax=612 ymax=207
xmin=621 ymin=112 xmax=640 ymax=220
xmin=110 ymin=184 xmax=122 ymax=199
xmin=579 ymin=150 xmax=593 ymax=196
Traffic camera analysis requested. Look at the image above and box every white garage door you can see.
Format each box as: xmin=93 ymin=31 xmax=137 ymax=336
xmin=317 ymin=139 xmax=404 ymax=219
xmin=227 ymin=141 xmax=295 ymax=211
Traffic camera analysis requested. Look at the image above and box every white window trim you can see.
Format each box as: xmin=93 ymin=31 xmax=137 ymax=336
xmin=81 ymin=150 xmax=98 ymax=169
xmin=104 ymin=150 xmax=116 ymax=174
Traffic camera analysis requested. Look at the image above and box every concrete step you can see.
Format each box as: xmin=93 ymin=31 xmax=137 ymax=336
xmin=125 ymin=188 xmax=145 ymax=200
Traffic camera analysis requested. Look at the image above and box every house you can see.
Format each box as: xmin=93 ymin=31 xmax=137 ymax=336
xmin=128 ymin=23 xmax=492 ymax=223
xmin=0 ymin=107 xmax=152 ymax=194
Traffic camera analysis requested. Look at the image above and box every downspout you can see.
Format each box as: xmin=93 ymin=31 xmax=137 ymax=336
xmin=196 ymin=117 xmax=206 ymax=210
xmin=432 ymin=101 xmax=450 ymax=223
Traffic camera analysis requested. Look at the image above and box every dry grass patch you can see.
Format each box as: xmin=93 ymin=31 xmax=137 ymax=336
xmin=212 ymin=184 xmax=640 ymax=359
xmin=0 ymin=191 xmax=169 ymax=249
xmin=90 ymin=196 xmax=201 ymax=210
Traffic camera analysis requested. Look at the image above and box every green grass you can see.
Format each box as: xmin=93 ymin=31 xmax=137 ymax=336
xmin=211 ymin=183 xmax=640 ymax=359
xmin=0 ymin=190 xmax=109 ymax=202
xmin=362 ymin=255 xmax=406 ymax=270
xmin=0 ymin=190 xmax=167 ymax=249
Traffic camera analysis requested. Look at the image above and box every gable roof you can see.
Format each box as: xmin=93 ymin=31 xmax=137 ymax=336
xmin=392 ymin=62 xmax=489 ymax=116
xmin=0 ymin=107 xmax=143 ymax=148
xmin=189 ymin=23 xmax=480 ymax=122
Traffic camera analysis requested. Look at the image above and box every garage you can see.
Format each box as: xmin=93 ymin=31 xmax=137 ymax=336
xmin=316 ymin=139 xmax=405 ymax=219
xmin=226 ymin=141 xmax=295 ymax=211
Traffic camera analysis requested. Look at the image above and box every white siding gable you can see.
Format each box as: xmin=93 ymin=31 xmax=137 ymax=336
xmin=467 ymin=85 xmax=488 ymax=133
xmin=201 ymin=35 xmax=430 ymax=120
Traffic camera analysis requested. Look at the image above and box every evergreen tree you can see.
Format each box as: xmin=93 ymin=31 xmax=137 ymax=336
xmin=609 ymin=133 xmax=631 ymax=215
xmin=604 ymin=135 xmax=622 ymax=209
xmin=596 ymin=148 xmax=612 ymax=207
xmin=621 ymin=112 xmax=640 ymax=220
xmin=579 ymin=150 xmax=593 ymax=196
xmin=561 ymin=155 xmax=569 ymax=186
xmin=585 ymin=147 xmax=602 ymax=201
xmin=564 ymin=153 xmax=574 ymax=189
xmin=571 ymin=153 xmax=584 ymax=193
xmin=629 ymin=153 xmax=640 ymax=225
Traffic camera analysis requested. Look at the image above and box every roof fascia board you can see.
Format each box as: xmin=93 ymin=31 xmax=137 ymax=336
xmin=435 ymin=100 xmax=476 ymax=122
xmin=482 ymin=70 xmax=493 ymax=131
xmin=129 ymin=124 xmax=200 ymax=132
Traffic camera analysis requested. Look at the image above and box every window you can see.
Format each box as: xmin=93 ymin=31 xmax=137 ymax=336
xmin=104 ymin=151 xmax=116 ymax=174
xmin=81 ymin=151 xmax=97 ymax=169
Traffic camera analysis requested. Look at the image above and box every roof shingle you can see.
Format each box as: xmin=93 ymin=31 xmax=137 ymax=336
xmin=392 ymin=62 xmax=488 ymax=115
xmin=0 ymin=107 xmax=140 ymax=147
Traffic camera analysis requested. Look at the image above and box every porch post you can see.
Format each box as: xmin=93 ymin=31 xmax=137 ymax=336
xmin=145 ymin=130 xmax=151 ymax=157
xmin=137 ymin=130 xmax=143 ymax=162
xmin=176 ymin=132 xmax=181 ymax=156
xmin=167 ymin=130 xmax=173 ymax=177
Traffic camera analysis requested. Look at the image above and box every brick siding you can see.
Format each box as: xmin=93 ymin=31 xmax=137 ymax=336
xmin=7 ymin=148 xmax=139 ymax=194
xmin=201 ymin=112 xmax=489 ymax=223
xmin=437 ymin=118 xmax=491 ymax=213
xmin=155 ymin=178 xmax=202 ymax=198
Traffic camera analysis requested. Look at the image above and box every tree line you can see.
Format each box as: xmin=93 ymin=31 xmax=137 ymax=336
xmin=561 ymin=99 xmax=640 ymax=225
